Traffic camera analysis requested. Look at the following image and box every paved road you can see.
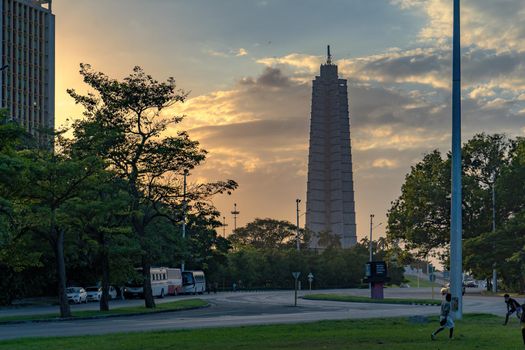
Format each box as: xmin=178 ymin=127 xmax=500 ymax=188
xmin=0 ymin=288 xmax=508 ymax=340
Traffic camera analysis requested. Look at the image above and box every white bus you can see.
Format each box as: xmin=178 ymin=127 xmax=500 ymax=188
xmin=124 ymin=267 xmax=182 ymax=299
xmin=182 ymin=270 xmax=206 ymax=294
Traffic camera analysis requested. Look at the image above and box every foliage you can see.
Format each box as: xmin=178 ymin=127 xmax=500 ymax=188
xmin=68 ymin=64 xmax=237 ymax=308
xmin=229 ymin=218 xmax=305 ymax=250
xmin=387 ymin=133 xmax=525 ymax=292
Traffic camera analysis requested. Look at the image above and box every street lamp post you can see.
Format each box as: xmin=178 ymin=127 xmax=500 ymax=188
xmin=296 ymin=199 xmax=301 ymax=251
xmin=450 ymin=0 xmax=463 ymax=319
xmin=222 ymin=216 xmax=228 ymax=237
xmin=231 ymin=203 xmax=240 ymax=233
xmin=369 ymin=214 xmax=374 ymax=262
xmin=492 ymin=181 xmax=497 ymax=293
xmin=181 ymin=169 xmax=188 ymax=272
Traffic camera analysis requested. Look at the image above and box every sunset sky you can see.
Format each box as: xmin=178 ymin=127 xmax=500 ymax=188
xmin=55 ymin=0 xmax=525 ymax=240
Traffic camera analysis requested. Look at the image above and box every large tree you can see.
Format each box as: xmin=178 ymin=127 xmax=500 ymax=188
xmin=68 ymin=64 xmax=237 ymax=308
xmin=387 ymin=133 xmax=523 ymax=287
xmin=229 ymin=218 xmax=306 ymax=250
xmin=387 ymin=150 xmax=450 ymax=259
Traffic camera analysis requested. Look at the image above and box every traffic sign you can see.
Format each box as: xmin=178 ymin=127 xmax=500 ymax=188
xmin=307 ymin=273 xmax=314 ymax=281
xmin=292 ymin=272 xmax=301 ymax=280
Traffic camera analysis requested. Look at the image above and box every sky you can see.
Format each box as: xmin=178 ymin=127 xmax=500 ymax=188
xmin=54 ymin=0 xmax=525 ymax=241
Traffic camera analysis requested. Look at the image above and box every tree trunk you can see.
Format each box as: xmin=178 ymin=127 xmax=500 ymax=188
xmin=99 ymin=233 xmax=110 ymax=311
xmin=142 ymin=256 xmax=155 ymax=308
xmin=54 ymin=227 xmax=71 ymax=318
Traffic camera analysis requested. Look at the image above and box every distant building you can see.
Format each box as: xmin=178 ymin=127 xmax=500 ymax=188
xmin=1 ymin=0 xmax=55 ymax=137
xmin=306 ymin=46 xmax=357 ymax=249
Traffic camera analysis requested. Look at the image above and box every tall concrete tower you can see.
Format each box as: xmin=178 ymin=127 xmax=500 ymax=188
xmin=306 ymin=46 xmax=357 ymax=249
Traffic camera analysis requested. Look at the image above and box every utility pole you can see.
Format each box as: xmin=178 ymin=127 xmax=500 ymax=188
xmin=231 ymin=203 xmax=240 ymax=233
xmin=222 ymin=216 xmax=228 ymax=237
xmin=369 ymin=214 xmax=374 ymax=262
xmin=181 ymin=169 xmax=188 ymax=272
xmin=450 ymin=0 xmax=463 ymax=319
xmin=492 ymin=182 xmax=497 ymax=293
xmin=296 ymin=199 xmax=301 ymax=251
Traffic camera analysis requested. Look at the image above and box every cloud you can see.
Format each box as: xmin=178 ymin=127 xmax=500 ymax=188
xmin=236 ymin=48 xmax=248 ymax=57
xmin=205 ymin=47 xmax=249 ymax=58
xmin=391 ymin=0 xmax=525 ymax=51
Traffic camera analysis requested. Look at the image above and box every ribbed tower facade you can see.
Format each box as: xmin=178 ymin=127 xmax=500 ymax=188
xmin=0 ymin=0 xmax=55 ymax=137
xmin=306 ymin=46 xmax=357 ymax=249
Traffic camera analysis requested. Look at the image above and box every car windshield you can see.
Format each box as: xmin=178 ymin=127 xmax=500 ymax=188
xmin=66 ymin=287 xmax=79 ymax=293
xmin=86 ymin=287 xmax=99 ymax=292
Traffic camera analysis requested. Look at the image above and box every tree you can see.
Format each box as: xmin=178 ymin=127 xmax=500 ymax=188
xmin=387 ymin=150 xmax=450 ymax=259
xmin=68 ymin=64 xmax=237 ymax=308
xmin=229 ymin=218 xmax=305 ymax=250
xmin=20 ymin=140 xmax=101 ymax=317
xmin=64 ymin=174 xmax=132 ymax=311
xmin=0 ymin=112 xmax=43 ymax=305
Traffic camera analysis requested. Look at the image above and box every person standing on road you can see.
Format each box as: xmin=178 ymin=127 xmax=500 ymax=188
xmin=431 ymin=293 xmax=454 ymax=340
xmin=521 ymin=304 xmax=525 ymax=345
xmin=503 ymin=294 xmax=523 ymax=325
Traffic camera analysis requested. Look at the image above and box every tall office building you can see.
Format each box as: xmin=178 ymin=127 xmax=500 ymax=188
xmin=306 ymin=46 xmax=357 ymax=249
xmin=1 ymin=0 xmax=54 ymax=136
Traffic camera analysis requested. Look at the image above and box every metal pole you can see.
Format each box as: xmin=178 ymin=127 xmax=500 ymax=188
xmin=294 ymin=279 xmax=298 ymax=307
xmin=231 ymin=203 xmax=240 ymax=233
xmin=492 ymin=183 xmax=497 ymax=293
xmin=181 ymin=169 xmax=188 ymax=272
xmin=450 ymin=0 xmax=463 ymax=320
xmin=222 ymin=216 xmax=227 ymax=237
xmin=369 ymin=214 xmax=374 ymax=262
xmin=296 ymin=199 xmax=301 ymax=251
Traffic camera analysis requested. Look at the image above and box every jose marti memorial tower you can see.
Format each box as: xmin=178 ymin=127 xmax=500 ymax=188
xmin=306 ymin=46 xmax=357 ymax=249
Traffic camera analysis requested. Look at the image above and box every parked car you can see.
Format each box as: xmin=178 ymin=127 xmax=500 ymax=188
xmin=464 ymin=280 xmax=478 ymax=288
xmin=86 ymin=286 xmax=101 ymax=301
xmin=86 ymin=286 xmax=118 ymax=301
xmin=66 ymin=287 xmax=87 ymax=304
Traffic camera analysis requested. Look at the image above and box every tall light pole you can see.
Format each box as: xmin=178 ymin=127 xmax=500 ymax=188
xmin=231 ymin=203 xmax=240 ymax=233
xmin=369 ymin=214 xmax=374 ymax=262
xmin=492 ymin=180 xmax=497 ymax=293
xmin=296 ymin=199 xmax=301 ymax=251
xmin=450 ymin=0 xmax=463 ymax=319
xmin=222 ymin=216 xmax=228 ymax=237
xmin=181 ymin=169 xmax=188 ymax=272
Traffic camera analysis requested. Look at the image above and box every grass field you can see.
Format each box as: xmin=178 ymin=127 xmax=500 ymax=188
xmin=0 ymin=314 xmax=523 ymax=349
xmin=0 ymin=299 xmax=207 ymax=323
xmin=403 ymin=275 xmax=442 ymax=288
xmin=303 ymin=293 xmax=441 ymax=305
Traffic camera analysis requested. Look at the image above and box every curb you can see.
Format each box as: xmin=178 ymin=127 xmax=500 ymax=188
xmin=300 ymin=297 xmax=440 ymax=307
xmin=0 ymin=303 xmax=210 ymax=326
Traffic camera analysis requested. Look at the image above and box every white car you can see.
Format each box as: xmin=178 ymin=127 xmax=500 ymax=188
xmin=85 ymin=287 xmax=102 ymax=302
xmin=66 ymin=287 xmax=87 ymax=304
xmin=86 ymin=286 xmax=118 ymax=301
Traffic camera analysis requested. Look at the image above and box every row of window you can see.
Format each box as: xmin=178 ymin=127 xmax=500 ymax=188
xmin=152 ymin=273 xmax=167 ymax=281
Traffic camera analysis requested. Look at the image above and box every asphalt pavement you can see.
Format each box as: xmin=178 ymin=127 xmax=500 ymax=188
xmin=0 ymin=288 xmax=509 ymax=341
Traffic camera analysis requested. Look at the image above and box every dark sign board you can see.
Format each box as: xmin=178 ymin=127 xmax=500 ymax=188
xmin=363 ymin=261 xmax=390 ymax=283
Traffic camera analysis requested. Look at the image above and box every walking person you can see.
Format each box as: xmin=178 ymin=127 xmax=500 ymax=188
xmin=504 ymin=294 xmax=523 ymax=325
xmin=431 ymin=293 xmax=455 ymax=340
xmin=521 ymin=304 xmax=525 ymax=345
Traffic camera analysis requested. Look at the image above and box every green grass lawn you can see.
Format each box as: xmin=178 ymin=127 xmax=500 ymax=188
xmin=0 ymin=299 xmax=207 ymax=323
xmin=0 ymin=314 xmax=523 ymax=349
xmin=303 ymin=293 xmax=441 ymax=305
xmin=403 ymin=275 xmax=441 ymax=288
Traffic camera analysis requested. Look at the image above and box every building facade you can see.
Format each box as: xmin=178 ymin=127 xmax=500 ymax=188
xmin=1 ymin=0 xmax=54 ymax=136
xmin=306 ymin=46 xmax=357 ymax=249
